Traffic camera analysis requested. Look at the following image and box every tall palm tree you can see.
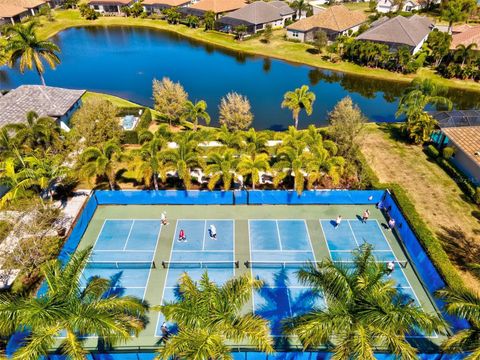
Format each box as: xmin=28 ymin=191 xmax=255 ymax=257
xmin=290 ymin=0 xmax=309 ymax=19
xmin=204 ymin=149 xmax=239 ymax=190
xmin=216 ymin=124 xmax=244 ymax=150
xmin=154 ymin=272 xmax=273 ymax=360
xmin=436 ymin=287 xmax=480 ymax=360
xmin=163 ymin=133 xmax=201 ymax=189
xmin=5 ymin=22 xmax=61 ymax=86
xmin=396 ymin=78 xmax=452 ymax=144
xmin=80 ymin=141 xmax=123 ymax=190
xmin=181 ymin=100 xmax=211 ymax=131
xmin=273 ymin=143 xmax=310 ymax=194
xmin=0 ymin=247 xmax=148 ymax=360
xmin=306 ymin=142 xmax=345 ymax=189
xmin=454 ymin=43 xmax=478 ymax=67
xmin=281 ymin=85 xmax=316 ymax=129
xmin=285 ymin=245 xmax=447 ymax=359
xmin=0 ymin=156 xmax=35 ymax=208
xmin=237 ymin=153 xmax=270 ymax=189
xmin=23 ymin=154 xmax=68 ymax=200
xmin=243 ymin=128 xmax=269 ymax=157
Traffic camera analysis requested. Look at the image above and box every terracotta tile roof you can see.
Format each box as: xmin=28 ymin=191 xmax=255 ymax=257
xmin=287 ymin=5 xmax=367 ymax=32
xmin=0 ymin=3 xmax=28 ymax=17
xmin=450 ymin=25 xmax=480 ymax=49
xmin=357 ymin=14 xmax=433 ymax=47
xmin=189 ymin=0 xmax=246 ymax=14
xmin=143 ymin=0 xmax=190 ymax=5
xmin=88 ymin=0 xmax=133 ymax=5
xmin=442 ymin=126 xmax=480 ymax=167
xmin=0 ymin=0 xmax=45 ymax=9
xmin=0 ymin=85 xmax=85 ymax=126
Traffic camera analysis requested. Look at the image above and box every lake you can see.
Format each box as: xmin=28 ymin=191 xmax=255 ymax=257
xmin=1 ymin=26 xmax=479 ymax=130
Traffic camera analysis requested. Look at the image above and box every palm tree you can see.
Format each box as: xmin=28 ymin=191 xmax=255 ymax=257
xmin=154 ymin=272 xmax=273 ymax=359
xmin=181 ymin=100 xmax=211 ymax=131
xmin=436 ymin=287 xmax=480 ymax=360
xmin=281 ymin=85 xmax=316 ymax=129
xmin=273 ymin=143 xmax=310 ymax=194
xmin=216 ymin=124 xmax=244 ymax=150
xmin=306 ymin=141 xmax=345 ymax=189
xmin=454 ymin=43 xmax=478 ymax=67
xmin=185 ymin=15 xmax=200 ymax=28
xmin=0 ymin=156 xmax=35 ymax=208
xmin=203 ymin=11 xmax=216 ymax=31
xmin=131 ymin=136 xmax=169 ymax=190
xmin=0 ymin=247 xmax=148 ymax=360
xmin=237 ymin=153 xmax=270 ymax=189
xmin=243 ymin=128 xmax=268 ymax=157
xmin=80 ymin=141 xmax=123 ymax=190
xmin=285 ymin=244 xmax=447 ymax=359
xmin=290 ymin=0 xmax=309 ymax=19
xmin=23 ymin=154 xmax=68 ymax=200
xmin=204 ymin=149 xmax=239 ymax=190
xmin=5 ymin=22 xmax=60 ymax=86
xmin=396 ymin=78 xmax=452 ymax=144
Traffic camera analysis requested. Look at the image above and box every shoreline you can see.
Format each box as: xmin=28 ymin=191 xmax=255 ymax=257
xmin=35 ymin=10 xmax=480 ymax=94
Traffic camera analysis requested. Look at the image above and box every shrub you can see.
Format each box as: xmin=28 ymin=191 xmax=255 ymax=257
xmin=0 ymin=220 xmax=13 ymax=245
xmin=122 ymin=130 xmax=139 ymax=144
xmin=425 ymin=144 xmax=439 ymax=158
xmin=442 ymin=146 xmax=455 ymax=159
xmin=137 ymin=108 xmax=152 ymax=130
xmin=436 ymin=157 xmax=479 ymax=204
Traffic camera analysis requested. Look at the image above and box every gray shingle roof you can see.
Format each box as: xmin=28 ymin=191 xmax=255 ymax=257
xmin=357 ymin=15 xmax=433 ymax=47
xmin=220 ymin=1 xmax=293 ymax=26
xmin=0 ymin=85 xmax=85 ymax=127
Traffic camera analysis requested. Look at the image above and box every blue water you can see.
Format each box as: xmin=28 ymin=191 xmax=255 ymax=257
xmin=122 ymin=114 xmax=136 ymax=130
xmin=1 ymin=26 xmax=478 ymax=129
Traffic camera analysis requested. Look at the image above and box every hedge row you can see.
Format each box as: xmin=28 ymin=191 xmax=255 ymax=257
xmin=425 ymin=145 xmax=480 ymax=205
xmin=355 ymin=147 xmax=466 ymax=290
xmin=120 ymin=108 xmax=153 ymax=144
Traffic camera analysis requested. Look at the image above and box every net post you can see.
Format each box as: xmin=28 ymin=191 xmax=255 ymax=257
xmin=244 ymin=261 xmax=250 ymax=268
xmin=152 ymin=261 xmax=156 ymax=269
xmin=161 ymin=261 xmax=167 ymax=269
xmin=235 ymin=261 xmax=239 ymax=268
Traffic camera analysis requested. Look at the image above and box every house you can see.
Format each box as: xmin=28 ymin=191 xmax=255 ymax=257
xmin=88 ymin=0 xmax=135 ymax=14
xmin=0 ymin=85 xmax=86 ymax=131
xmin=356 ymin=15 xmax=433 ymax=54
xmin=218 ymin=1 xmax=294 ymax=34
xmin=376 ymin=0 xmax=421 ymax=13
xmin=0 ymin=4 xmax=30 ymax=25
xmin=286 ymin=5 xmax=367 ymax=42
xmin=450 ymin=24 xmax=480 ymax=50
xmin=430 ymin=110 xmax=480 ymax=185
xmin=182 ymin=0 xmax=246 ymax=19
xmin=142 ymin=0 xmax=191 ymax=13
xmin=0 ymin=0 xmax=47 ymax=16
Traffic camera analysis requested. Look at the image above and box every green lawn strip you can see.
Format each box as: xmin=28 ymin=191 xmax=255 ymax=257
xmin=30 ymin=10 xmax=480 ymax=93
xmin=82 ymin=91 xmax=143 ymax=108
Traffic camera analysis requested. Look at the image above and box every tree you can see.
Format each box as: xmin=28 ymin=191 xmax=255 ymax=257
xmin=285 ymin=244 xmax=447 ymax=359
xmin=163 ymin=7 xmax=181 ymax=24
xmin=237 ymin=153 xmax=270 ymax=189
xmin=79 ymin=3 xmax=99 ymax=19
xmin=234 ymin=24 xmax=248 ymax=40
xmin=306 ymin=138 xmax=345 ymax=188
xmin=5 ymin=22 xmax=60 ymax=86
xmin=204 ymin=11 xmax=216 ymax=31
xmin=441 ymin=0 xmax=475 ymax=32
xmin=22 ymin=155 xmax=69 ymax=200
xmin=70 ymin=99 xmax=121 ymax=147
xmin=396 ymin=78 xmax=452 ymax=143
xmin=426 ymin=30 xmax=452 ymax=67
xmin=0 ymin=156 xmax=36 ymax=208
xmin=129 ymin=1 xmax=145 ymax=17
xmin=243 ymin=127 xmax=268 ymax=157
xmin=219 ymin=92 xmax=253 ymax=131
xmin=281 ymin=85 xmax=316 ymax=129
xmin=328 ymin=96 xmax=366 ymax=158
xmin=290 ymin=0 xmax=309 ymax=19
xmin=436 ymin=287 xmax=480 ymax=360
xmin=313 ymin=30 xmax=328 ymax=54
xmin=204 ymin=149 xmax=239 ymax=190
xmin=454 ymin=43 xmax=478 ymax=67
xmin=153 ymin=77 xmax=188 ymax=126
xmin=80 ymin=141 xmax=123 ymax=190
xmin=185 ymin=15 xmax=200 ymax=28
xmin=273 ymin=142 xmax=310 ymax=194
xmin=216 ymin=125 xmax=244 ymax=150
xmin=154 ymin=272 xmax=273 ymax=359
xmin=181 ymin=100 xmax=210 ymax=131
xmin=262 ymin=24 xmax=273 ymax=44
xmin=0 ymin=247 xmax=148 ymax=360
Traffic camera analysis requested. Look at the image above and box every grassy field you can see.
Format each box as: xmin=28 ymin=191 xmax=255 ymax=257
xmin=361 ymin=123 xmax=480 ymax=291
xmin=82 ymin=91 xmax=142 ymax=108
xmin=28 ymin=9 xmax=480 ymax=93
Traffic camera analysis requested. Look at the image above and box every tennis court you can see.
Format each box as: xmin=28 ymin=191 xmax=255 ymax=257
xmin=80 ymin=219 xmax=161 ymax=299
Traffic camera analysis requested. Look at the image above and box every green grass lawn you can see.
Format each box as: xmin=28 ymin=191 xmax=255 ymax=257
xmin=29 ymin=10 xmax=480 ymax=93
xmin=82 ymin=91 xmax=142 ymax=108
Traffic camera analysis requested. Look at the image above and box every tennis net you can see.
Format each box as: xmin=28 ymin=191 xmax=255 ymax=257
xmin=333 ymin=260 xmax=408 ymax=268
xmin=86 ymin=261 xmax=156 ymax=269
xmin=244 ymin=261 xmax=317 ymax=269
xmin=161 ymin=261 xmax=239 ymax=269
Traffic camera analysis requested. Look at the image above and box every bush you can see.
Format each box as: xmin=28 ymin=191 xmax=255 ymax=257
xmin=436 ymin=157 xmax=479 ymax=204
xmin=425 ymin=144 xmax=439 ymax=158
xmin=442 ymin=146 xmax=455 ymax=159
xmin=0 ymin=220 xmax=13 ymax=244
xmin=137 ymin=108 xmax=152 ymax=130
xmin=122 ymin=130 xmax=139 ymax=144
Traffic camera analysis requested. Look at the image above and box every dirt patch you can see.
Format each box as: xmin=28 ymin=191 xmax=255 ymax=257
xmin=361 ymin=123 xmax=480 ymax=290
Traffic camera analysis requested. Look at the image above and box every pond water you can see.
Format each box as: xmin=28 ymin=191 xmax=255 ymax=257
xmin=1 ymin=26 xmax=479 ymax=130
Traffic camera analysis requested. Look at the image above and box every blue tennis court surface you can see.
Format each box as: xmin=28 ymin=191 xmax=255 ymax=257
xmin=155 ymin=219 xmax=235 ymax=337
xmin=80 ymin=219 xmax=161 ymax=299
xmin=249 ymin=220 xmax=325 ymax=336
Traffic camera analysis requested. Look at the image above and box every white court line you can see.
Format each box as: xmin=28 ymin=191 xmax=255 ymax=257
xmin=253 ymin=250 xmax=313 ymax=253
xmin=232 ymin=219 xmax=236 ymax=276
xmin=330 ymin=249 xmax=392 ymax=252
xmin=154 ymin=219 xmax=178 ymax=338
xmin=275 ymin=220 xmax=283 ymax=251
xmin=202 ymin=220 xmax=207 ymax=251
xmin=91 ymin=219 xmax=107 ymax=250
xmin=143 ymin=219 xmax=163 ymax=301
xmin=103 ymin=218 xmax=162 ymax=221
xmin=122 ymin=220 xmax=136 ymax=251
xmin=318 ymin=220 xmax=333 ymax=261
xmin=347 ymin=221 xmax=360 ymax=248
xmin=247 ymin=220 xmax=255 ymax=315
xmin=172 ymin=250 xmax=232 ymax=253
xmin=92 ymin=250 xmax=154 ymax=253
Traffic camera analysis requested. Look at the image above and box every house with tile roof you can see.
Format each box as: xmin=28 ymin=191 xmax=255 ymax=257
xmin=0 ymin=4 xmax=30 ymax=25
xmin=182 ymin=0 xmax=246 ymax=19
xmin=88 ymin=0 xmax=135 ymax=13
xmin=356 ymin=15 xmax=433 ymax=54
xmin=450 ymin=24 xmax=480 ymax=50
xmin=218 ymin=1 xmax=294 ymax=34
xmin=430 ymin=110 xmax=480 ymax=185
xmin=0 ymin=0 xmax=47 ymax=15
xmin=286 ymin=5 xmax=367 ymax=42
xmin=142 ymin=0 xmax=191 ymax=14
xmin=0 ymin=85 xmax=85 ymax=131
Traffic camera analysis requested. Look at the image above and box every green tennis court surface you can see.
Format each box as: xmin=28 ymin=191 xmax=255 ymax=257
xmin=74 ymin=204 xmax=444 ymax=350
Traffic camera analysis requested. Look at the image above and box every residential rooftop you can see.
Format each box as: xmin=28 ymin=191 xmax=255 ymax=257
xmin=221 ymin=1 xmax=294 ymax=26
xmin=0 ymin=0 xmax=46 ymax=9
xmin=0 ymin=3 xmax=28 ymax=17
xmin=450 ymin=24 xmax=480 ymax=49
xmin=189 ymin=0 xmax=247 ymax=14
xmin=442 ymin=126 xmax=480 ymax=167
xmin=430 ymin=110 xmax=480 ymax=128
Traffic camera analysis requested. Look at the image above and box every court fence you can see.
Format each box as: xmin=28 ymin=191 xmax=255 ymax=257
xmin=8 ymin=190 xmax=469 ymax=359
